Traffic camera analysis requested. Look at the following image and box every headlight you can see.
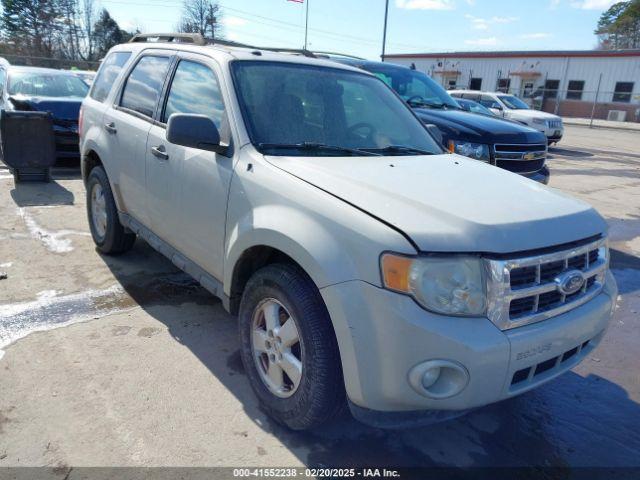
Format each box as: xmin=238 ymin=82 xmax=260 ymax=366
xmin=381 ymin=254 xmax=486 ymax=316
xmin=532 ymin=118 xmax=546 ymax=126
xmin=447 ymin=141 xmax=490 ymax=162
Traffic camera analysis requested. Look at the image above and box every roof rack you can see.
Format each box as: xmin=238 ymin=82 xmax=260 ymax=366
xmin=128 ymin=33 xmax=262 ymax=50
xmin=310 ymin=51 xmax=365 ymax=60
xmin=129 ymin=33 xmax=208 ymax=45
xmin=127 ymin=33 xmax=364 ymax=61
xmin=257 ymin=47 xmax=318 ymax=58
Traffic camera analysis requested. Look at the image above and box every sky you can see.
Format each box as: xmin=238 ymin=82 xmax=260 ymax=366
xmin=100 ymin=0 xmax=620 ymax=60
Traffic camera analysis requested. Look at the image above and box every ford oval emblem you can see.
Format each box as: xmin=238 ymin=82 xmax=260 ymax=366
xmin=555 ymin=270 xmax=585 ymax=295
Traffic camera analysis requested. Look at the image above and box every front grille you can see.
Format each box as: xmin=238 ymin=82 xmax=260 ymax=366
xmin=547 ymin=119 xmax=562 ymax=129
xmin=486 ymin=237 xmax=608 ymax=330
xmin=493 ymin=143 xmax=547 ymax=175
xmin=496 ymin=158 xmax=545 ymax=174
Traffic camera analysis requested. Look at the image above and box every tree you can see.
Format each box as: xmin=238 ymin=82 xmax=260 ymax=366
xmin=56 ymin=0 xmax=83 ymax=60
xmin=178 ymin=0 xmax=223 ymax=39
xmin=1 ymin=0 xmax=63 ymax=57
xmin=596 ymin=0 xmax=640 ymax=49
xmin=92 ymin=8 xmax=132 ymax=58
xmin=81 ymin=0 xmax=97 ymax=60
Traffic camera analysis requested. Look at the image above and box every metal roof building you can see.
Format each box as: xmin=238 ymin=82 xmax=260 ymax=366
xmin=383 ymin=50 xmax=640 ymax=122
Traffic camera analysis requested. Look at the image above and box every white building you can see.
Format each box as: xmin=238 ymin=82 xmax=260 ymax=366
xmin=384 ymin=50 xmax=640 ymax=121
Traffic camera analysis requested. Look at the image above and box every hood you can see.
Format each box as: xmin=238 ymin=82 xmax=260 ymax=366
xmin=413 ymin=108 xmax=546 ymax=144
xmin=8 ymin=95 xmax=82 ymax=122
xmin=508 ymin=109 xmax=560 ymax=121
xmin=267 ymin=154 xmax=606 ymax=254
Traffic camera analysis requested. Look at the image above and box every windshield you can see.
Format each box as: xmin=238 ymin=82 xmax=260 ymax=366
xmin=497 ymin=94 xmax=530 ymax=110
xmin=8 ymin=71 xmax=89 ymax=98
xmin=363 ymin=65 xmax=460 ymax=110
xmin=457 ymin=99 xmax=494 ymax=116
xmin=231 ymin=61 xmax=443 ymax=156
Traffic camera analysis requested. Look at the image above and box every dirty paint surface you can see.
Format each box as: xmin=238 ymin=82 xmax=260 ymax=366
xmin=0 ymin=126 xmax=638 ymax=470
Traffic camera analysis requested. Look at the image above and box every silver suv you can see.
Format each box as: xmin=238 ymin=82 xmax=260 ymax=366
xmin=80 ymin=34 xmax=617 ymax=430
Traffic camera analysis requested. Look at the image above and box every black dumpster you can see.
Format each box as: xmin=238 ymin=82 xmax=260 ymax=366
xmin=1 ymin=110 xmax=57 ymax=183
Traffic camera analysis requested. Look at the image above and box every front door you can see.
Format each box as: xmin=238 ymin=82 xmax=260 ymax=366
xmin=146 ymin=54 xmax=234 ymax=281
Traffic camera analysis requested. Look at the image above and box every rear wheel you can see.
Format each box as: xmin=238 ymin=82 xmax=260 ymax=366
xmin=86 ymin=166 xmax=135 ymax=254
xmin=239 ymin=264 xmax=344 ymax=430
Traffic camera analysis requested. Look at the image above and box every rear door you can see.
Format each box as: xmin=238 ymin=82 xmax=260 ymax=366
xmin=146 ymin=53 xmax=234 ymax=280
xmin=102 ymin=52 xmax=173 ymax=228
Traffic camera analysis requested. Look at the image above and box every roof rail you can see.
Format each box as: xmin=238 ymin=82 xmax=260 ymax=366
xmin=258 ymin=47 xmax=318 ymax=58
xmin=311 ymin=51 xmax=365 ymax=60
xmin=129 ymin=33 xmax=207 ymax=45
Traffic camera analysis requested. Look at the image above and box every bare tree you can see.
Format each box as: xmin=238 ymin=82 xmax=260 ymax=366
xmin=178 ymin=0 xmax=223 ymax=39
xmin=81 ymin=0 xmax=96 ymax=59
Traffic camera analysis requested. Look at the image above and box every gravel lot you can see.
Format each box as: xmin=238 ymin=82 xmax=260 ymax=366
xmin=0 ymin=125 xmax=639 ymax=471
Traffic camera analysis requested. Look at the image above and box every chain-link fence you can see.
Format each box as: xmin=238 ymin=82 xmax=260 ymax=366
xmin=528 ymin=89 xmax=640 ymax=123
xmin=445 ymin=83 xmax=640 ymax=123
xmin=0 ymin=54 xmax=100 ymax=71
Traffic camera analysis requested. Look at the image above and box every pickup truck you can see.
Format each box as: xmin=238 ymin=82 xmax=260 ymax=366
xmin=80 ymin=34 xmax=617 ymax=430
xmin=331 ymin=58 xmax=550 ymax=184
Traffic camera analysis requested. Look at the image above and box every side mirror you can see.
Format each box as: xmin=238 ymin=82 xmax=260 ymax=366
xmin=425 ymin=123 xmax=443 ymax=146
xmin=166 ymin=113 xmax=228 ymax=155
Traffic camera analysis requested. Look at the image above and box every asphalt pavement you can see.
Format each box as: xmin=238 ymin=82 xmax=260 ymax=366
xmin=0 ymin=125 xmax=638 ymax=474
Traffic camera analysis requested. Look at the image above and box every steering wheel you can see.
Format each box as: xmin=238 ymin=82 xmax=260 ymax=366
xmin=406 ymin=95 xmax=426 ymax=106
xmin=347 ymin=122 xmax=376 ymax=142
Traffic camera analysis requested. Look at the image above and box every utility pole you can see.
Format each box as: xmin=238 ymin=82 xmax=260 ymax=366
xmin=381 ymin=0 xmax=390 ymax=61
xmin=304 ymin=0 xmax=310 ymax=50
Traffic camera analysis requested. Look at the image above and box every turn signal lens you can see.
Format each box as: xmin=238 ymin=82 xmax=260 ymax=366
xmin=381 ymin=253 xmax=413 ymax=293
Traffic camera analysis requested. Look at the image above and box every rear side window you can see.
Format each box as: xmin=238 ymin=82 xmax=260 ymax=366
xmin=120 ymin=56 xmax=171 ymax=118
xmin=90 ymin=52 xmax=131 ymax=103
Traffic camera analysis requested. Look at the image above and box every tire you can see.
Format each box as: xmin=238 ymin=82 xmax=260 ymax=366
xmin=86 ymin=166 xmax=136 ymax=254
xmin=239 ymin=263 xmax=344 ymax=430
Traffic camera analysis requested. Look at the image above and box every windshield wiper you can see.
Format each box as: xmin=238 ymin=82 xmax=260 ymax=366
xmin=408 ymin=100 xmax=459 ymax=110
xmin=362 ymin=145 xmax=436 ymax=156
xmin=257 ymin=142 xmax=380 ymax=156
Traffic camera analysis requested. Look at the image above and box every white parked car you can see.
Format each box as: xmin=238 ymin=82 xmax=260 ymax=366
xmin=79 ymin=34 xmax=616 ymax=430
xmin=451 ymin=90 xmax=564 ymax=145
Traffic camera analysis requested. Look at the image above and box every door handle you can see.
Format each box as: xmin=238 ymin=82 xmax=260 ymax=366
xmin=104 ymin=122 xmax=117 ymax=134
xmin=151 ymin=145 xmax=169 ymax=161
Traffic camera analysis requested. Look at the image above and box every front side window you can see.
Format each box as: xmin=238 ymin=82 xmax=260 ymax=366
xmin=120 ymin=55 xmax=171 ymax=118
xmin=231 ymin=61 xmax=442 ymax=156
xmin=90 ymin=51 xmax=131 ymax=102
xmin=365 ymin=65 xmax=460 ymax=110
xmin=162 ymin=60 xmax=228 ymax=143
xmin=8 ymin=71 xmax=89 ymax=97
xmin=613 ymin=82 xmax=634 ymax=103
xmin=479 ymin=95 xmax=502 ymax=109
xmin=497 ymin=94 xmax=530 ymax=110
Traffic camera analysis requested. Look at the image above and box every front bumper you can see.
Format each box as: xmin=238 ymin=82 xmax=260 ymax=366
xmin=52 ymin=125 xmax=80 ymax=160
xmin=321 ymin=270 xmax=616 ymax=418
xmin=538 ymin=124 xmax=564 ymax=141
xmin=523 ymin=165 xmax=550 ymax=185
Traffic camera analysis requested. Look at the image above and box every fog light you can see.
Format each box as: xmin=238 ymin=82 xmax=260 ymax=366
xmin=422 ymin=367 xmax=441 ymax=389
xmin=408 ymin=360 xmax=469 ymax=399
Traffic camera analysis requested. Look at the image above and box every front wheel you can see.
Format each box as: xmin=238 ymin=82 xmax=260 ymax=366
xmin=86 ymin=166 xmax=136 ymax=254
xmin=239 ymin=264 xmax=344 ymax=430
